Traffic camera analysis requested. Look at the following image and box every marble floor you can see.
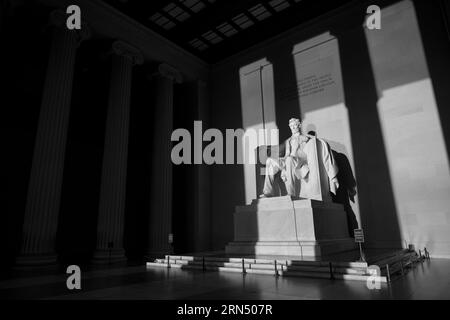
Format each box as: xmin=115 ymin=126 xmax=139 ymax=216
xmin=0 ymin=258 xmax=449 ymax=300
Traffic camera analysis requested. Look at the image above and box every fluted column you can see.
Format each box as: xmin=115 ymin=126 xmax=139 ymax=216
xmin=148 ymin=64 xmax=182 ymax=257
xmin=92 ymin=41 xmax=143 ymax=263
xmin=16 ymin=10 xmax=90 ymax=265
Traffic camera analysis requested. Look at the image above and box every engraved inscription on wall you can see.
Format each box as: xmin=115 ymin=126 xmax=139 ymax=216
xmin=280 ymin=73 xmax=336 ymax=101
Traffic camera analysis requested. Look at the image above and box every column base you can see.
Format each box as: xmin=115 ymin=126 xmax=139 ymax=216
xmin=91 ymin=248 xmax=127 ymax=264
xmin=15 ymin=253 xmax=58 ymax=266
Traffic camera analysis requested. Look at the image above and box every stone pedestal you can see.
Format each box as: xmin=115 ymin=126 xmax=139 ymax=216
xmin=225 ymin=196 xmax=356 ymax=257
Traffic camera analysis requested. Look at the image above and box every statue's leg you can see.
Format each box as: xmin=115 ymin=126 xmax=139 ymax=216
xmin=284 ymin=156 xmax=299 ymax=196
xmin=263 ymin=158 xmax=281 ymax=196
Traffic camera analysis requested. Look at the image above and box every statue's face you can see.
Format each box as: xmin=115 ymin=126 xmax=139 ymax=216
xmin=289 ymin=122 xmax=301 ymax=134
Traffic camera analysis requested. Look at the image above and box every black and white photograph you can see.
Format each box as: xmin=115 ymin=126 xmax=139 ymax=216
xmin=1 ymin=0 xmax=450 ymax=311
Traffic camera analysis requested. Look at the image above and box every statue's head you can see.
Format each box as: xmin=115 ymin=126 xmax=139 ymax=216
xmin=288 ymin=118 xmax=301 ymax=134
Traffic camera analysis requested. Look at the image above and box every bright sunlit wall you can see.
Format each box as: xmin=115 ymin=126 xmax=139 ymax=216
xmin=210 ymin=0 xmax=450 ymax=256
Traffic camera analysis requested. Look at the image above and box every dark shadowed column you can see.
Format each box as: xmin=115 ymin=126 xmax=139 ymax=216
xmin=92 ymin=41 xmax=143 ymax=263
xmin=16 ymin=11 xmax=90 ymax=265
xmin=194 ymin=80 xmax=211 ymax=252
xmin=148 ymin=64 xmax=182 ymax=258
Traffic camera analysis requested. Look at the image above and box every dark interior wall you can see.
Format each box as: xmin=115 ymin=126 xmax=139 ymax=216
xmin=210 ymin=0 xmax=450 ymax=254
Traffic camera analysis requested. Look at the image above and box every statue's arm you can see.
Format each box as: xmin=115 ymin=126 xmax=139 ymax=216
xmin=282 ymin=139 xmax=290 ymax=159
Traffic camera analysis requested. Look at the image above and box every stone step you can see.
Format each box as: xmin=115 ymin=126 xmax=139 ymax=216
xmin=245 ymin=268 xmax=277 ymax=275
xmin=149 ymin=260 xmax=368 ymax=275
xmin=367 ymin=249 xmax=410 ymax=264
xmin=287 ymin=260 xmax=368 ymax=268
xmin=155 ymin=259 xmax=244 ymax=268
xmin=164 ymin=255 xmax=272 ymax=264
xmin=247 ymin=262 xmax=367 ymax=275
xmin=279 ymin=270 xmax=331 ymax=279
xmin=165 ymin=250 xmax=416 ymax=268
xmin=372 ymin=252 xmax=417 ymax=267
xmin=176 ymin=260 xmax=252 ymax=269
xmin=280 ymin=270 xmax=387 ymax=282
xmin=163 ymin=255 xmax=369 ymax=269
xmin=148 ymin=250 xmax=422 ymax=283
xmin=147 ymin=261 xmax=388 ymax=282
xmin=154 ymin=258 xmax=369 ymax=276
xmin=336 ymin=273 xmax=387 ymax=283
xmin=156 ymin=258 xmax=367 ymax=274
xmin=283 ymin=265 xmax=368 ymax=275
xmin=380 ymin=257 xmax=418 ymax=276
xmin=376 ymin=254 xmax=416 ymax=267
xmin=146 ymin=262 xmax=169 ymax=268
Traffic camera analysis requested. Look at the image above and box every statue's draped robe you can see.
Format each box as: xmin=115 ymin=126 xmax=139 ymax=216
xmin=317 ymin=138 xmax=339 ymax=195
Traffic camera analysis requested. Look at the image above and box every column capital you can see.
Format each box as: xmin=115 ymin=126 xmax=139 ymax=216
xmin=49 ymin=9 xmax=91 ymax=45
xmin=112 ymin=40 xmax=144 ymax=65
xmin=158 ymin=63 xmax=183 ymax=83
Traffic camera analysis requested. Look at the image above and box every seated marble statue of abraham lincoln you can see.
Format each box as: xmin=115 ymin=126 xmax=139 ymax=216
xmin=260 ymin=118 xmax=339 ymax=198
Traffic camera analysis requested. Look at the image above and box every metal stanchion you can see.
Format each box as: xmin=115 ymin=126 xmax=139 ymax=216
xmin=386 ymin=264 xmax=391 ymax=283
xmin=329 ymin=262 xmax=334 ymax=280
xmin=167 ymin=255 xmax=170 ymax=268
xmin=242 ymin=258 xmax=246 ymax=274
xmin=274 ymin=260 xmax=278 ymax=276
xmin=424 ymin=247 xmax=430 ymax=260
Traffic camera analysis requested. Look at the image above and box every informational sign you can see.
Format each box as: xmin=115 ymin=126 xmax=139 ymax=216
xmin=168 ymin=233 xmax=174 ymax=244
xmin=354 ymin=229 xmax=364 ymax=243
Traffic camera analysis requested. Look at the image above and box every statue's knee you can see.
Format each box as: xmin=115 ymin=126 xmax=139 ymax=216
xmin=265 ymin=158 xmax=279 ymax=176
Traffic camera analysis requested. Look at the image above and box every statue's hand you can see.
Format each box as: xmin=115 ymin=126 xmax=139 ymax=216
xmin=300 ymin=135 xmax=310 ymax=143
xmin=332 ymin=178 xmax=339 ymax=190
xmin=300 ymin=164 xmax=309 ymax=178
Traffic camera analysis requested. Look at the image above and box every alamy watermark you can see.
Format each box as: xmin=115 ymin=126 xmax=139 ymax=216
xmin=171 ymin=121 xmax=279 ymax=167
xmin=66 ymin=265 xmax=81 ymax=290
xmin=366 ymin=5 xmax=381 ymax=30
xmin=366 ymin=265 xmax=382 ymax=290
